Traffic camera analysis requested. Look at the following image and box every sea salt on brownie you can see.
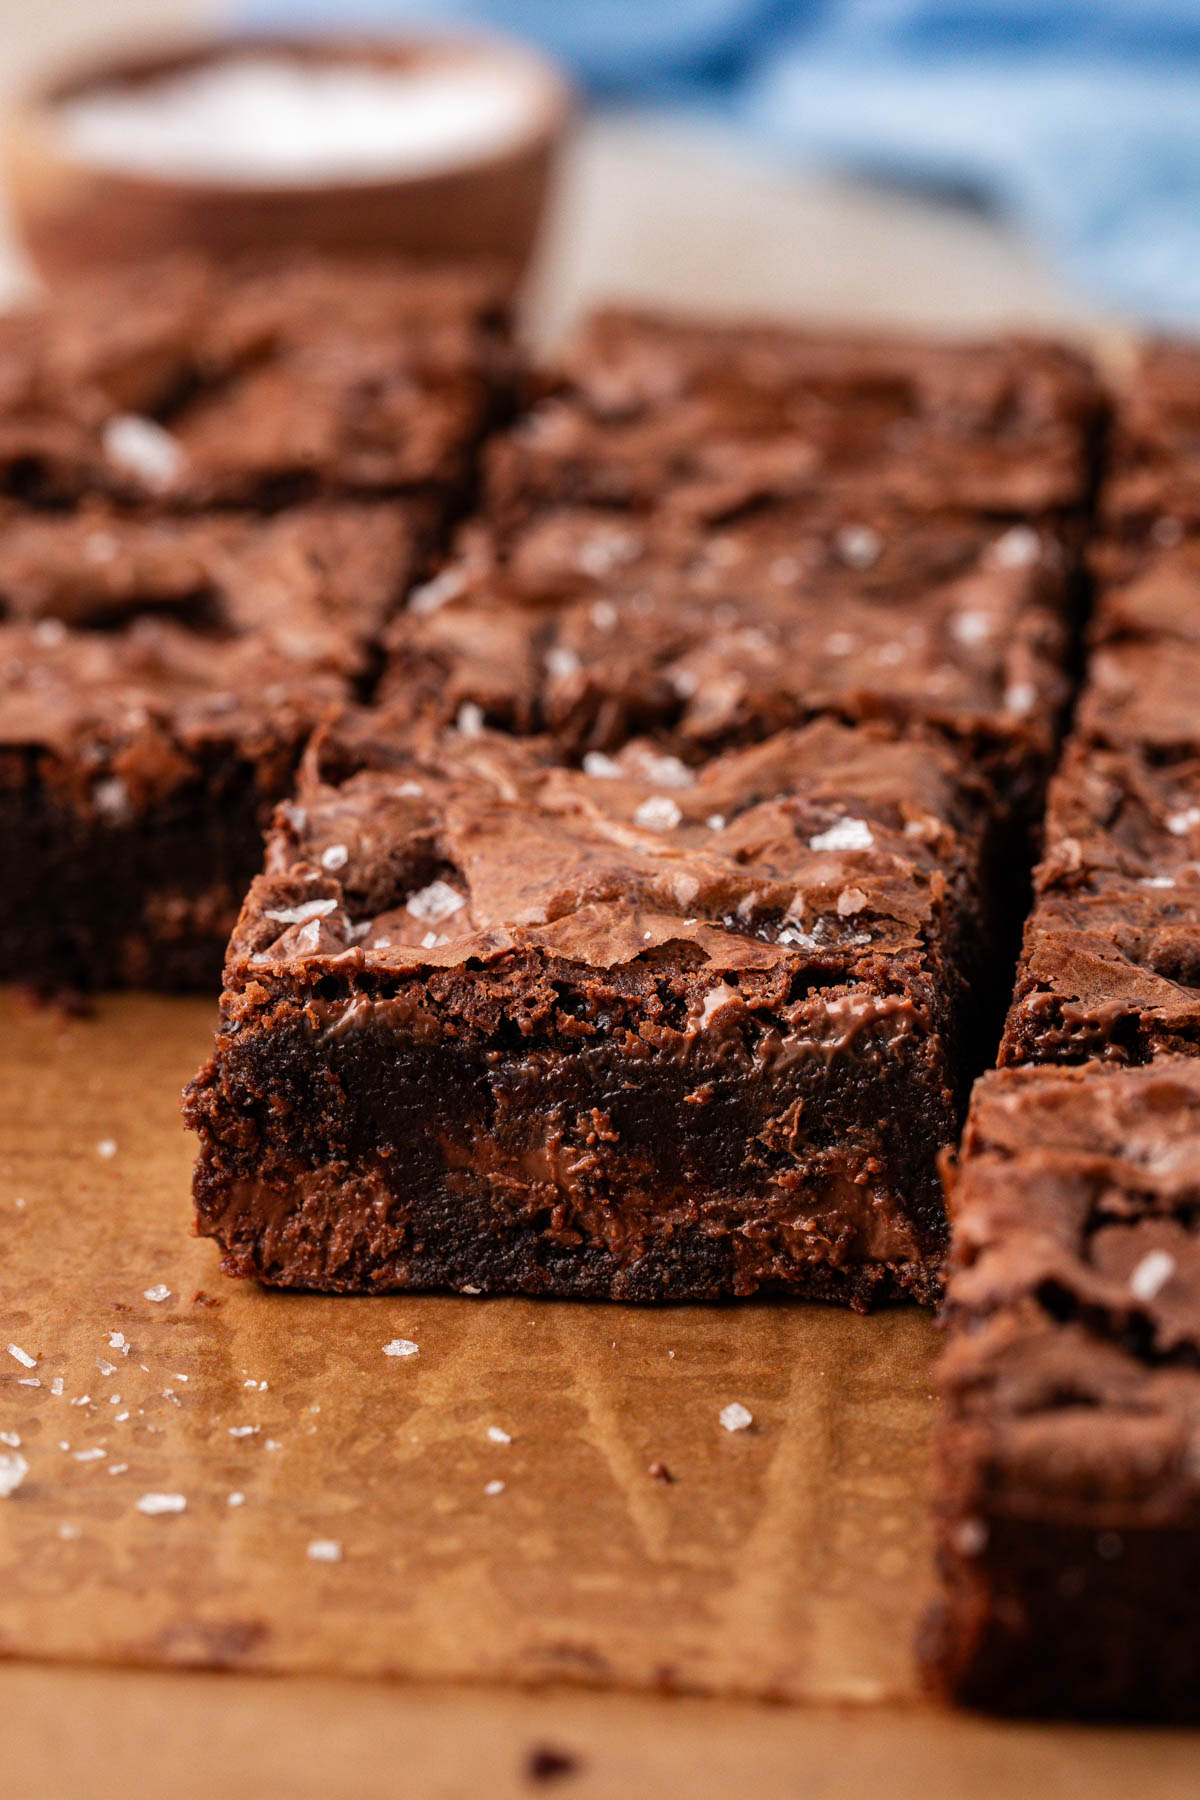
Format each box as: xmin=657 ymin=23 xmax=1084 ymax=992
xmin=0 ymin=501 xmax=425 ymax=989
xmin=926 ymin=1059 xmax=1200 ymax=1719
xmin=185 ymin=713 xmax=995 ymax=1308
xmin=485 ymin=309 xmax=1104 ymax=538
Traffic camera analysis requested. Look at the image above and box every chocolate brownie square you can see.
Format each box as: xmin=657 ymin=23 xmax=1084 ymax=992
xmin=381 ymin=509 xmax=1073 ymax=824
xmin=0 ymin=252 xmax=511 ymax=509
xmin=1000 ymin=739 xmax=1200 ymax=1066
xmin=185 ymin=713 xmax=995 ymax=1308
xmin=925 ymin=1058 xmax=1200 ymax=1719
xmin=485 ymin=309 xmax=1103 ymax=537
xmin=0 ymin=501 xmax=425 ymax=988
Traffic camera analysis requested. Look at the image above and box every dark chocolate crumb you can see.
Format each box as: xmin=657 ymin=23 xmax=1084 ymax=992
xmin=648 ymin=1460 xmax=674 ymax=1482
xmin=525 ymin=1745 xmax=581 ymax=1785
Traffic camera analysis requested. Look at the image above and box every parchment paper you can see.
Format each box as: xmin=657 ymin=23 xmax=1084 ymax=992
xmin=0 ymin=988 xmax=936 ymax=1700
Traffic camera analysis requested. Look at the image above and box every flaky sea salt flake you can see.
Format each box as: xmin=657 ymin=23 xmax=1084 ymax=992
xmin=406 ymin=880 xmax=465 ymax=924
xmin=809 ymin=817 xmax=873 ymax=853
xmin=0 ymin=1451 xmax=29 ymax=1496
xmin=1130 ymin=1250 xmax=1176 ymax=1302
xmin=263 ymin=898 xmax=337 ymax=926
xmin=102 ymin=414 xmax=186 ymax=492
xmin=136 ymin=1492 xmax=186 ymax=1516
xmin=634 ymin=795 xmax=682 ymax=832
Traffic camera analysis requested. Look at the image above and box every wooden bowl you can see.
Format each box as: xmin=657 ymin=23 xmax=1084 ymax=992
xmin=3 ymin=32 xmax=572 ymax=289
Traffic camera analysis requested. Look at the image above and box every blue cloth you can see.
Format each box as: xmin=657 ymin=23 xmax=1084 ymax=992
xmin=250 ymin=0 xmax=1200 ymax=325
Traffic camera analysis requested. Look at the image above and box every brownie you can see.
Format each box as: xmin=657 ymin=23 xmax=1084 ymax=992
xmin=486 ymin=309 xmax=1104 ymax=537
xmin=184 ymin=713 xmax=996 ymax=1309
xmin=381 ymin=510 xmax=1073 ymax=822
xmin=1103 ymin=341 xmax=1200 ymax=535
xmin=1000 ymin=738 xmax=1200 ymax=1067
xmin=0 ymin=501 xmax=425 ymax=989
xmin=0 ymin=251 xmax=512 ymax=509
xmin=1090 ymin=530 xmax=1200 ymax=648
xmin=925 ymin=1058 xmax=1200 ymax=1719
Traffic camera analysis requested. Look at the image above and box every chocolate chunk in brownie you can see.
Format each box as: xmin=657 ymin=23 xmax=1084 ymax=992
xmin=0 ymin=252 xmax=512 ymax=508
xmin=925 ymin=1058 xmax=1200 ymax=1719
xmin=0 ymin=501 xmax=425 ymax=989
xmin=381 ymin=510 xmax=1073 ymax=823
xmin=485 ymin=309 xmax=1104 ymax=537
xmin=1000 ymin=739 xmax=1200 ymax=1066
xmin=185 ymin=713 xmax=996 ymax=1309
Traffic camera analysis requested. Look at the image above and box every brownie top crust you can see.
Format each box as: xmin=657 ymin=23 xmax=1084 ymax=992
xmin=486 ymin=308 xmax=1104 ymax=529
xmin=228 ymin=714 xmax=986 ymax=991
xmin=1104 ymin=341 xmax=1200 ymax=532
xmin=381 ymin=510 xmax=1070 ymax=770
xmin=1075 ymin=637 xmax=1200 ymax=759
xmin=0 ymin=251 xmax=511 ymax=507
xmin=939 ymin=1059 xmax=1200 ymax=1521
xmin=1091 ymin=532 xmax=1200 ymax=648
xmin=0 ymin=501 xmax=423 ymax=812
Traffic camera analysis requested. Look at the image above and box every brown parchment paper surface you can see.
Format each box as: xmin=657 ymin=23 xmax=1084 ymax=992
xmin=0 ymin=988 xmax=937 ymax=1699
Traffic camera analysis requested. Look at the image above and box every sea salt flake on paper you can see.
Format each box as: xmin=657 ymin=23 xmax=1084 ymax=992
xmin=136 ymin=1492 xmax=186 ymax=1516
xmin=0 ymin=1451 xmax=29 ymax=1497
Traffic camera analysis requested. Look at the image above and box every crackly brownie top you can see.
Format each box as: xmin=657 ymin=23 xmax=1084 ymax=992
xmin=485 ymin=308 xmax=1102 ymax=529
xmin=228 ymin=714 xmax=985 ymax=990
xmin=939 ymin=1059 xmax=1200 ymax=1518
xmin=1075 ymin=635 xmax=1200 ymax=757
xmin=0 ymin=251 xmax=510 ymax=505
xmin=0 ymin=501 xmax=422 ymax=806
xmin=1002 ymin=742 xmax=1200 ymax=1049
xmin=382 ymin=511 xmax=1070 ymax=763
xmin=1091 ymin=532 xmax=1200 ymax=647
xmin=1104 ymin=341 xmax=1200 ymax=530
xmin=1082 ymin=525 xmax=1200 ymax=755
